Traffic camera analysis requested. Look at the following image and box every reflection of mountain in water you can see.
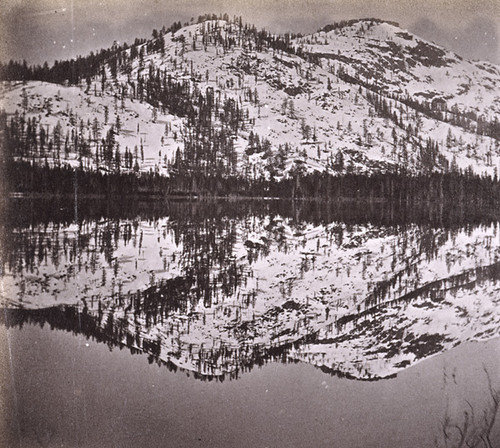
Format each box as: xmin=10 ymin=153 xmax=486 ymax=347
xmin=2 ymin=199 xmax=500 ymax=380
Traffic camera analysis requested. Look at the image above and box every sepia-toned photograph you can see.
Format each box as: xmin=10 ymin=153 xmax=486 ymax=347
xmin=1 ymin=1 xmax=499 ymax=446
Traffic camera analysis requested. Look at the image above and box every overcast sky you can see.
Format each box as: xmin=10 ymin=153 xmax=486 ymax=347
xmin=1 ymin=0 xmax=499 ymax=66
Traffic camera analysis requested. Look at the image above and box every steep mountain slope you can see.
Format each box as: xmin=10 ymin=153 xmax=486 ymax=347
xmin=1 ymin=17 xmax=500 ymax=180
xmin=301 ymin=19 xmax=500 ymax=118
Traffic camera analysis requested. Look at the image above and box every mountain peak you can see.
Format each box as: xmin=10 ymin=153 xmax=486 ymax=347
xmin=320 ymin=17 xmax=400 ymax=33
xmin=1 ymin=13 xmax=499 ymax=184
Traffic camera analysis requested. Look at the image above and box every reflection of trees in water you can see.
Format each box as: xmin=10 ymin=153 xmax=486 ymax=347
xmin=1 ymin=304 xmax=382 ymax=382
xmin=363 ymin=242 xmax=500 ymax=312
xmin=3 ymin=220 xmax=121 ymax=277
xmin=3 ymin=199 xmax=500 ymax=380
xmin=0 ymin=306 xmax=273 ymax=381
xmin=4 ymin=236 xmax=500 ymax=382
xmin=172 ymin=215 xmax=242 ymax=309
xmin=293 ymin=255 xmax=500 ymax=380
xmin=2 ymin=211 xmax=249 ymax=309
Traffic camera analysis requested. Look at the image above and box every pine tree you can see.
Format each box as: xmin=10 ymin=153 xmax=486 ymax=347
xmin=115 ymin=115 xmax=121 ymax=134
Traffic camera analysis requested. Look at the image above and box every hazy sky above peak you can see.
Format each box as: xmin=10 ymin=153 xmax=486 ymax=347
xmin=1 ymin=0 xmax=499 ymax=65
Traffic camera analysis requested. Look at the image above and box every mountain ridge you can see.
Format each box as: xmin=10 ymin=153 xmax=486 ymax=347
xmin=1 ymin=15 xmax=499 ymax=187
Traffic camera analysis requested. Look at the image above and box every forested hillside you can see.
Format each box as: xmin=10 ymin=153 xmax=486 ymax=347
xmin=1 ymin=14 xmax=500 ymax=198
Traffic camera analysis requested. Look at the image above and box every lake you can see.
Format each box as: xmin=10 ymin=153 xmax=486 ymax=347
xmin=1 ymin=197 xmax=500 ymax=447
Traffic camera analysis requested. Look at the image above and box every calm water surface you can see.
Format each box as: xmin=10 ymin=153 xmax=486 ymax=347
xmin=2 ymin=198 xmax=500 ymax=447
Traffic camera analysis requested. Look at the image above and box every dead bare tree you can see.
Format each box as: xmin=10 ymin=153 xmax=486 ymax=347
xmin=436 ymin=365 xmax=500 ymax=448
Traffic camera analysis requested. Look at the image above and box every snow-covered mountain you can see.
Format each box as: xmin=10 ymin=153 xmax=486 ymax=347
xmin=1 ymin=16 xmax=499 ymax=179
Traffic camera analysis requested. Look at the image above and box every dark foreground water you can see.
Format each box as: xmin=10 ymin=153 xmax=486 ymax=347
xmin=3 ymin=324 xmax=500 ymax=448
xmin=2 ymin=198 xmax=500 ymax=447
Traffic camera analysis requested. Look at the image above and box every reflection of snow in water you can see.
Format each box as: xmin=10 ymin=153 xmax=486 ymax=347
xmin=2 ymin=212 xmax=500 ymax=380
